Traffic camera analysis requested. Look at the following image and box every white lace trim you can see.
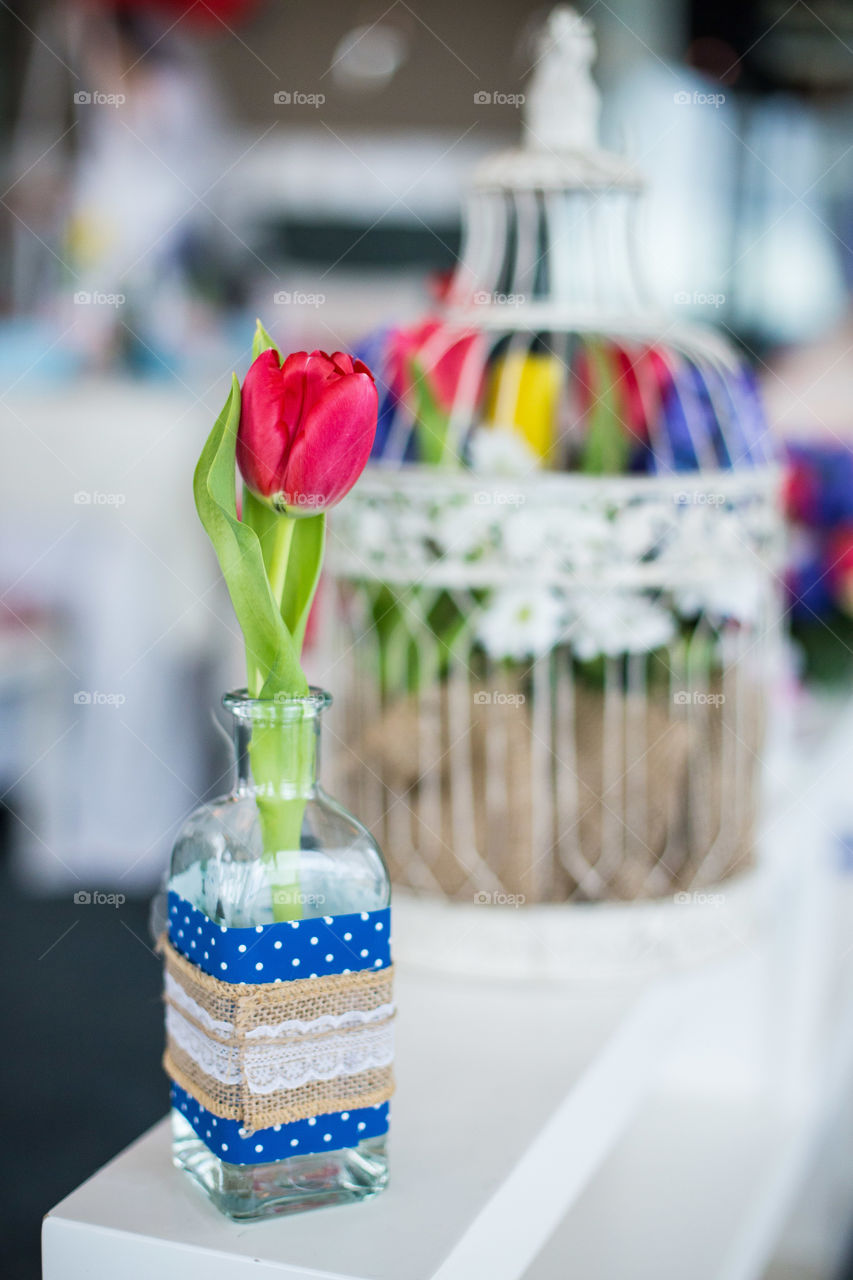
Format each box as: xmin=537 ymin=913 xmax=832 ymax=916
xmin=244 ymin=1002 xmax=397 ymax=1039
xmin=165 ymin=973 xmax=233 ymax=1037
xmin=166 ymin=1006 xmax=394 ymax=1093
xmin=167 ymin=1007 xmax=242 ymax=1084
xmin=244 ymin=1024 xmax=394 ymax=1094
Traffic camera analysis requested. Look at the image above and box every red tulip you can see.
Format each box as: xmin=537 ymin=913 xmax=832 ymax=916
xmin=237 ymin=348 xmax=378 ymax=515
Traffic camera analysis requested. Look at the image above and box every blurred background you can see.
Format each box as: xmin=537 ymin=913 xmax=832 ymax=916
xmin=3 ymin=1 xmax=853 ymax=1277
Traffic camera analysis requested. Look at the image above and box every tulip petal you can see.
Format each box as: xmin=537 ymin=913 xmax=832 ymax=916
xmin=283 ymin=372 xmax=378 ymax=512
xmin=236 ymin=349 xmax=290 ymax=498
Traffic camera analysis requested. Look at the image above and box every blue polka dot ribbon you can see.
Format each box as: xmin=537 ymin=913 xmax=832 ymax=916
xmin=167 ymin=892 xmax=391 ymax=982
xmin=164 ymin=893 xmax=393 ymax=1163
xmin=172 ymin=1083 xmax=389 ymax=1165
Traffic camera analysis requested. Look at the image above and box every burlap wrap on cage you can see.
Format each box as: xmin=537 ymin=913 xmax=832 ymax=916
xmin=160 ymin=936 xmax=395 ymax=1131
xmin=340 ymin=667 xmax=764 ymax=903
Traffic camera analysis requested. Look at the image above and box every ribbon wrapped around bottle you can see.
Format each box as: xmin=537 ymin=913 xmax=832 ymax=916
xmin=160 ymin=892 xmax=395 ymax=1151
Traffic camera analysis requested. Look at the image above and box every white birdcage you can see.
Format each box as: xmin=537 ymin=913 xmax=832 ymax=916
xmin=326 ymin=8 xmax=783 ymax=979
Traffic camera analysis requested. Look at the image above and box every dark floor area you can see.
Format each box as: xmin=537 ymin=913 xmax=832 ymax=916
xmin=0 ymin=834 xmax=166 ymax=1280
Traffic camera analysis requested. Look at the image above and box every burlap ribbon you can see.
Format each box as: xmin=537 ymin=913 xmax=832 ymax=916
xmin=160 ymin=936 xmax=395 ymax=1132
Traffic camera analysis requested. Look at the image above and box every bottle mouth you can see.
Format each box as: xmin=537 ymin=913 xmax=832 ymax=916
xmin=223 ymin=687 xmax=332 ymax=722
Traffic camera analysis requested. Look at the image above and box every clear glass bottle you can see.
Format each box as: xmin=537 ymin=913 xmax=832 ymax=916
xmin=167 ymin=689 xmax=391 ymax=1221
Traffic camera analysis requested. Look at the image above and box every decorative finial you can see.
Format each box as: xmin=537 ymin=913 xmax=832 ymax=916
xmin=523 ymin=6 xmax=601 ymax=153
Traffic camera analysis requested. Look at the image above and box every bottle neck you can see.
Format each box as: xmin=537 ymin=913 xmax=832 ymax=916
xmin=227 ymin=696 xmax=327 ymax=800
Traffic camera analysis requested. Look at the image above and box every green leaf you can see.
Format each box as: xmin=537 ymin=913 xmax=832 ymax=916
xmin=581 ymin=343 xmax=630 ymax=475
xmin=252 ymin=318 xmax=280 ymax=361
xmin=193 ymin=375 xmax=307 ymax=697
xmin=411 ymin=358 xmax=451 ymax=465
xmin=282 ymin=513 xmax=326 ymax=655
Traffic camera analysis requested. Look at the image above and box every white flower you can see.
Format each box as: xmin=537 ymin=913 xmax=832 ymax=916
xmin=468 ymin=426 xmax=540 ymax=475
xmin=564 ymin=590 xmax=675 ymax=660
xmin=674 ymin=574 xmax=764 ymax=625
xmin=476 ymin=586 xmax=566 ymax=661
xmin=432 ymin=499 xmax=497 ymax=559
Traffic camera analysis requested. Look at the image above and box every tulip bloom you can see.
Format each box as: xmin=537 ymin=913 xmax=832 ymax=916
xmin=237 ymin=348 xmax=378 ymax=515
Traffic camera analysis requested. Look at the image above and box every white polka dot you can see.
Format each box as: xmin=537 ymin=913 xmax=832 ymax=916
xmin=184 ymin=915 xmax=190 ymax=924
xmin=220 ymin=962 xmax=228 ymax=971
xmin=343 ymin=968 xmax=351 ymax=974
xmin=274 ymin=977 xmax=282 ymax=983
xmin=374 ymin=959 xmax=382 ymax=967
xmin=341 ymin=1112 xmax=349 ymax=1121
xmin=210 ymin=937 xmax=215 ymax=946
xmin=360 ymin=912 xmax=368 ymax=921
xmin=255 ymin=962 xmax=263 ymax=971
xmin=289 ymin=921 xmax=299 ymax=929
xmin=190 ymin=940 xmax=196 ymax=948
xmin=325 ymin=954 xmax=334 ymax=962
xmin=238 ymin=944 xmax=247 ymax=953
xmin=290 ymin=1138 xmax=299 ymax=1147
xmin=375 ymin=921 xmax=384 ymax=931
xmin=255 ymin=925 xmax=263 ymax=933
xmin=310 ymin=937 xmax=318 ymax=945
xmin=212 ymin=1118 xmax=217 ymax=1126
xmin=323 ymin=1134 xmax=332 ymax=1142
xmin=238 ymin=1127 xmax=248 ymax=1137
xmin=206 ymin=1129 xmax=211 ymax=1138
xmin=197 ymin=925 xmax=203 ymax=934
xmin=357 ymin=1122 xmax=365 ymax=1131
xmin=323 ymin=916 xmax=333 ymax=925
xmin=181 ymin=1102 xmax=187 ymax=1112
xmin=220 ymin=925 xmax=227 ymax=934
xmin=360 ymin=949 xmax=368 ymax=958
xmin=310 ymin=973 xmax=317 ymax=979
xmin=292 ymin=958 xmax=300 ymax=967
xmin=274 ymin=940 xmax=282 ymax=949
xmin=222 ymin=1143 xmax=228 ymax=1152
xmin=273 ymin=1124 xmax=281 ymax=1132
xmin=255 ymin=1144 xmax=263 ymax=1153
xmin=308 ymin=1117 xmax=316 ymax=1126
xmin=344 ymin=932 xmax=352 ymax=941
xmin=177 ymin=929 xmax=184 ymax=939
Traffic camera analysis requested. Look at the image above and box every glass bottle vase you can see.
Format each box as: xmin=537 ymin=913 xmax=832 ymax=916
xmin=166 ymin=688 xmax=391 ymax=1221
